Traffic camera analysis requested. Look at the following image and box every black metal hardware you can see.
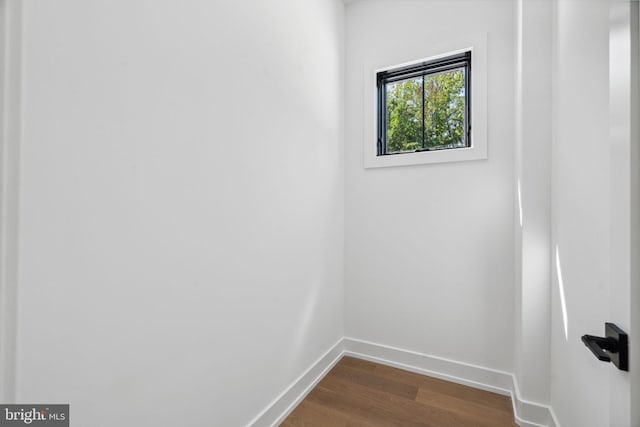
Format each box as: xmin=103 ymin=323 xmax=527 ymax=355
xmin=581 ymin=323 xmax=628 ymax=371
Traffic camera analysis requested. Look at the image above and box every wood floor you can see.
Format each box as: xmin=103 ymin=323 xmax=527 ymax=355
xmin=281 ymin=356 xmax=518 ymax=427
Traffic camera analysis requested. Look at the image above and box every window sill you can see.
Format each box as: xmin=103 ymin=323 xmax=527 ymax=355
xmin=364 ymin=146 xmax=487 ymax=168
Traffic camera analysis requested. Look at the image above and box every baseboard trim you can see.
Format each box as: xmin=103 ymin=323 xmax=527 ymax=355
xmin=510 ymin=376 xmax=553 ymax=427
xmin=250 ymin=336 xmax=557 ymax=427
xmin=343 ymin=337 xmax=513 ymax=396
xmin=548 ymin=407 xmax=561 ymax=427
xmin=345 ymin=337 xmax=556 ymax=427
xmin=247 ymin=338 xmax=344 ymax=427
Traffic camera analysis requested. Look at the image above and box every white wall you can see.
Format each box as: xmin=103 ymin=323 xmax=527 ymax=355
xmin=0 ymin=0 xmax=21 ymax=405
xmin=513 ymin=0 xmax=552 ymax=409
xmin=631 ymin=5 xmax=640 ymax=424
xmin=550 ymin=1 xmax=611 ymax=426
xmin=16 ymin=1 xmax=344 ymax=426
xmin=609 ymin=3 xmax=639 ymax=426
xmin=344 ymin=0 xmax=516 ymax=372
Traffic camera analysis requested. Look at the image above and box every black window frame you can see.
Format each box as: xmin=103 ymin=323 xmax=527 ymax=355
xmin=376 ymin=51 xmax=472 ymax=156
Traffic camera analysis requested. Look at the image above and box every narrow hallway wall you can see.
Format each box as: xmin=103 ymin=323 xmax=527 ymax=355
xmin=16 ymin=1 xmax=344 ymax=425
xmin=344 ymin=0 xmax=516 ymax=373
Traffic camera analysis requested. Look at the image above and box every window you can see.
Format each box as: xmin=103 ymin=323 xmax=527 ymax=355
xmin=363 ymin=35 xmax=487 ymax=169
xmin=377 ymin=51 xmax=471 ymax=156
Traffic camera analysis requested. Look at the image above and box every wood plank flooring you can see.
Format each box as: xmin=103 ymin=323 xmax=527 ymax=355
xmin=281 ymin=356 xmax=517 ymax=427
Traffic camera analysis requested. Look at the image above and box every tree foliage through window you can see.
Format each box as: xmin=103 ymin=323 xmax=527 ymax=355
xmin=385 ymin=68 xmax=466 ymax=153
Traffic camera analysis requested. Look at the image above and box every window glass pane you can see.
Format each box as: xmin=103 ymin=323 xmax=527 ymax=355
xmin=423 ymin=67 xmax=466 ymax=149
xmin=385 ymin=76 xmax=422 ymax=153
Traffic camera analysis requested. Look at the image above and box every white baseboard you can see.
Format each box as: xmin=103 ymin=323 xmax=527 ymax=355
xmin=344 ymin=337 xmax=555 ymax=427
xmin=343 ymin=337 xmax=513 ymax=396
xmin=250 ymin=336 xmax=557 ymax=427
xmin=510 ymin=376 xmax=554 ymax=427
xmin=247 ymin=338 xmax=344 ymax=427
xmin=548 ymin=407 xmax=561 ymax=427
